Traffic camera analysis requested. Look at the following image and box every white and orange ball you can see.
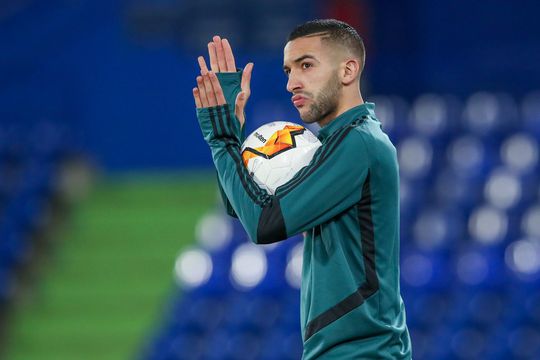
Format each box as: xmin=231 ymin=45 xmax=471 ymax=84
xmin=241 ymin=122 xmax=321 ymax=194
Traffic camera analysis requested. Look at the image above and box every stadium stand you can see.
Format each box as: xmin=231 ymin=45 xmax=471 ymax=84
xmin=142 ymin=91 xmax=540 ymax=360
xmin=0 ymin=121 xmax=74 ymax=332
xmin=3 ymin=2 xmax=540 ymax=359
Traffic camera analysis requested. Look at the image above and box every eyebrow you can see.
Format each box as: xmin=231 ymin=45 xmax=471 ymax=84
xmin=283 ymin=54 xmax=319 ymax=70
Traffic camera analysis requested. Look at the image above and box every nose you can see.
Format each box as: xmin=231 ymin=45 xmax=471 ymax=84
xmin=286 ymin=73 xmax=302 ymax=93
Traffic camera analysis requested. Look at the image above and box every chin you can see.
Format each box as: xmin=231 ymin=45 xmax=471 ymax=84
xmin=300 ymin=114 xmax=318 ymax=124
xmin=301 ymin=118 xmax=318 ymax=124
xmin=298 ymin=109 xmax=315 ymax=124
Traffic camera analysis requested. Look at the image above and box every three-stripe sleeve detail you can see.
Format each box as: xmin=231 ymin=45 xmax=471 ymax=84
xmin=215 ymin=105 xmax=226 ymax=137
xmin=206 ymin=105 xmax=272 ymax=208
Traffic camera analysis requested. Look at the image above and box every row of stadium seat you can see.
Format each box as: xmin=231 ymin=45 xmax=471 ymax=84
xmin=143 ymin=211 xmax=537 ymax=359
xmin=375 ymin=92 xmax=540 ymax=140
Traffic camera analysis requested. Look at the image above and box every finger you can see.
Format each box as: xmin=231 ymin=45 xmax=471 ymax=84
xmin=197 ymin=76 xmax=209 ymax=108
xmin=208 ymin=43 xmax=218 ymax=72
xmin=208 ymin=72 xmax=226 ymax=105
xmin=213 ymin=35 xmax=227 ymax=72
xmin=202 ymin=73 xmax=217 ymax=106
xmin=193 ymin=87 xmax=202 ymax=108
xmin=241 ymin=62 xmax=253 ymax=94
xmin=222 ymin=38 xmax=236 ymax=72
xmin=198 ymin=56 xmax=209 ymax=75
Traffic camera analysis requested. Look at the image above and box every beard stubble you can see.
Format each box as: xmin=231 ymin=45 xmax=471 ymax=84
xmin=302 ymin=71 xmax=343 ymax=124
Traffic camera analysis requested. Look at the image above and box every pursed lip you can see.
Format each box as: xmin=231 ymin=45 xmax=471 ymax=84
xmin=291 ymin=94 xmax=308 ymax=107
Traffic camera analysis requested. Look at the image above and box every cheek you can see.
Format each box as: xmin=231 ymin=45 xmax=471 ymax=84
xmin=312 ymin=69 xmax=336 ymax=89
xmin=305 ymin=76 xmax=325 ymax=95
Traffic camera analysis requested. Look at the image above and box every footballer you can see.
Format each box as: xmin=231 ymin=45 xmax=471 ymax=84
xmin=193 ymin=19 xmax=411 ymax=360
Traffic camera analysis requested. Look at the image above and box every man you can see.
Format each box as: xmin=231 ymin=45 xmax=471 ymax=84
xmin=193 ymin=19 xmax=411 ymax=359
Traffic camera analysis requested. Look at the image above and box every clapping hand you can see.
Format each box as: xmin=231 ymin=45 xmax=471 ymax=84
xmin=193 ymin=36 xmax=253 ymax=128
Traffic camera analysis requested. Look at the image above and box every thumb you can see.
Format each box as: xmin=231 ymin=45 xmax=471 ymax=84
xmin=235 ymin=91 xmax=247 ymax=127
xmin=235 ymin=91 xmax=247 ymax=109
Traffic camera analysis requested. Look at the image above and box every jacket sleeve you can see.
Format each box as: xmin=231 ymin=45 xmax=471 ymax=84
xmin=197 ymin=102 xmax=372 ymax=244
xmin=214 ymin=71 xmax=244 ymax=218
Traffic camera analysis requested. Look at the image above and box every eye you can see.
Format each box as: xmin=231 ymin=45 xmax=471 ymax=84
xmin=301 ymin=62 xmax=312 ymax=70
xmin=284 ymin=68 xmax=290 ymax=77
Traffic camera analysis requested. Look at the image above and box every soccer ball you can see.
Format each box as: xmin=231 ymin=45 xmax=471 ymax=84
xmin=241 ymin=121 xmax=321 ymax=194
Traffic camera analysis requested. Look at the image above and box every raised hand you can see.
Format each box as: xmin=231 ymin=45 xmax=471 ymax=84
xmin=194 ymin=35 xmax=253 ymax=127
xmin=193 ymin=72 xmax=225 ymax=108
xmin=198 ymin=36 xmax=236 ymax=73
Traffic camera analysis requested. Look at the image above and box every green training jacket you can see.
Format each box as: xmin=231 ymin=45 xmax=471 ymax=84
xmin=196 ymin=70 xmax=412 ymax=359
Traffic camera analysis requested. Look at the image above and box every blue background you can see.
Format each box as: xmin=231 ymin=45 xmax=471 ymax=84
xmin=1 ymin=0 xmax=538 ymax=171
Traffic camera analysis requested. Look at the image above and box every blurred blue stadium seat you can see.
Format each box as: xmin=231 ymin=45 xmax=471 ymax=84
xmin=0 ymin=121 xmax=73 ymax=306
xmin=143 ymin=92 xmax=540 ymax=360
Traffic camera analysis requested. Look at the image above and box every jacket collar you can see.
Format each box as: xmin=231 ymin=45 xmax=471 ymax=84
xmin=317 ymin=103 xmax=376 ymax=141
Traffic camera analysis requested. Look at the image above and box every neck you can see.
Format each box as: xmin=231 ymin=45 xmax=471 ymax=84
xmin=317 ymin=93 xmax=364 ymax=127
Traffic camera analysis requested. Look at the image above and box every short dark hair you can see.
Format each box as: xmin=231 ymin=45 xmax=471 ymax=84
xmin=287 ymin=19 xmax=365 ymax=69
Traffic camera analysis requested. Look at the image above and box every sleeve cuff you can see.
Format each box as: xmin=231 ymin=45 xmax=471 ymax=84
xmin=196 ymin=104 xmax=242 ymax=144
xmin=216 ymin=70 xmax=242 ymax=106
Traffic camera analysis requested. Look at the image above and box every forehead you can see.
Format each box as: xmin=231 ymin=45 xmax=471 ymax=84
xmin=283 ymin=36 xmax=326 ymax=64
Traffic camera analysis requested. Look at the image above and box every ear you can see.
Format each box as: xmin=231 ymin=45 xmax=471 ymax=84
xmin=341 ymin=58 xmax=361 ymax=86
